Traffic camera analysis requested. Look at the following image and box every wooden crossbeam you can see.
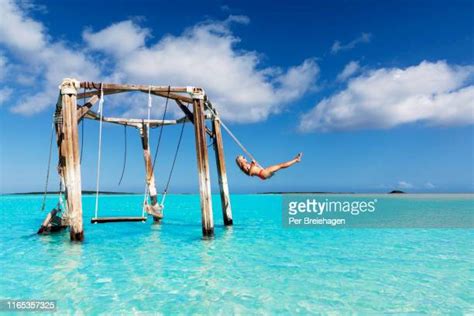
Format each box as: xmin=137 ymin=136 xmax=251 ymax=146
xmin=151 ymin=91 xmax=193 ymax=104
xmin=176 ymin=99 xmax=195 ymax=123
xmin=76 ymin=89 xmax=124 ymax=99
xmin=77 ymin=82 xmax=199 ymax=104
xmin=83 ymin=111 xmax=189 ymax=128
xmin=175 ymin=100 xmax=214 ymax=137
xmin=76 ymin=89 xmax=194 ymax=104
xmin=80 ymin=82 xmax=192 ymax=93
xmin=77 ymin=95 xmax=99 ymax=120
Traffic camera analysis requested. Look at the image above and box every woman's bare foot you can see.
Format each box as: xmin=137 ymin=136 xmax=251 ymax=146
xmin=295 ymin=152 xmax=303 ymax=162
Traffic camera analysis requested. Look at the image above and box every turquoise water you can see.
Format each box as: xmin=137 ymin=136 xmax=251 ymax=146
xmin=0 ymin=194 xmax=473 ymax=314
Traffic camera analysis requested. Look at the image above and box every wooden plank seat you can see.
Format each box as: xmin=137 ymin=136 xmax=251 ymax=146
xmin=91 ymin=217 xmax=147 ymax=224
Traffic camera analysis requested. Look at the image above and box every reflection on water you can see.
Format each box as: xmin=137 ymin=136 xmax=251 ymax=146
xmin=0 ymin=194 xmax=473 ymax=314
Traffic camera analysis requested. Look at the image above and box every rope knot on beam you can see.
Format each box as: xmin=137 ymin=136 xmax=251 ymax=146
xmin=59 ymin=78 xmax=80 ymax=95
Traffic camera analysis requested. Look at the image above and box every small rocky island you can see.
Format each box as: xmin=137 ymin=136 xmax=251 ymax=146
xmin=388 ymin=190 xmax=406 ymax=194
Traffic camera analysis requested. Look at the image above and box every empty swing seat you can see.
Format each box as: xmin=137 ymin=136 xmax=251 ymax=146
xmin=91 ymin=216 xmax=147 ymax=224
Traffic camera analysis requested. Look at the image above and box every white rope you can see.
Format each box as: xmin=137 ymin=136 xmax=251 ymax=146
xmin=40 ymin=118 xmax=55 ymax=212
xmin=147 ymin=86 xmax=152 ymax=131
xmin=57 ymin=184 xmax=62 ymax=208
xmin=142 ymin=87 xmax=153 ymax=217
xmin=220 ymin=119 xmax=262 ymax=168
xmin=142 ymin=184 xmax=148 ymax=217
xmin=58 ymin=178 xmax=67 ymax=214
xmin=94 ymin=86 xmax=104 ymax=219
xmin=206 ymin=102 xmax=261 ymax=167
xmin=160 ymin=194 xmax=167 ymax=207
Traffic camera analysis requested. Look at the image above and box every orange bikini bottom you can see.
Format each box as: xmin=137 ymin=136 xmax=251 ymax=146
xmin=258 ymin=169 xmax=273 ymax=180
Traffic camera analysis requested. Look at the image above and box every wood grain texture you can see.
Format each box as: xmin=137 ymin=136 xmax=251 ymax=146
xmin=193 ymin=99 xmax=214 ymax=236
xmin=138 ymin=124 xmax=162 ymax=221
xmin=212 ymin=118 xmax=233 ymax=225
xmin=59 ymin=91 xmax=84 ymax=241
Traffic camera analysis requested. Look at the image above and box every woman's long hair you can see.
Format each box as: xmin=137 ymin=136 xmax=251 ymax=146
xmin=235 ymin=156 xmax=250 ymax=176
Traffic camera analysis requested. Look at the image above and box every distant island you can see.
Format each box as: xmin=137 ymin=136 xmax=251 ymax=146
xmin=259 ymin=192 xmax=355 ymax=194
xmin=260 ymin=191 xmax=410 ymax=194
xmin=6 ymin=191 xmax=138 ymax=195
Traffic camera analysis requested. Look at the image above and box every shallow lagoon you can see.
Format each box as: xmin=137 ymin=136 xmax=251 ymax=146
xmin=1 ymin=194 xmax=473 ymax=314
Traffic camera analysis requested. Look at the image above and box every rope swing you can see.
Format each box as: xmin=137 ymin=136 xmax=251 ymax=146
xmin=160 ymin=115 xmax=186 ymax=206
xmin=40 ymin=117 xmax=55 ymax=212
xmin=152 ymin=86 xmax=170 ymax=171
xmin=94 ymin=84 xmax=105 ymax=220
xmin=220 ymin=120 xmax=261 ymax=167
xmin=142 ymin=86 xmax=182 ymax=211
xmin=153 ymin=87 xmax=184 ymax=209
xmin=80 ymin=87 xmax=86 ymax=163
xmin=206 ymin=102 xmax=262 ymax=168
xmin=84 ymin=84 xmax=183 ymax=223
xmin=117 ymin=124 xmax=127 ymax=186
xmin=92 ymin=85 xmax=148 ymax=224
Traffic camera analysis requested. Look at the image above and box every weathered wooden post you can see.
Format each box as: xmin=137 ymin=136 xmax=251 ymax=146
xmin=192 ymin=94 xmax=214 ymax=236
xmin=212 ymin=117 xmax=233 ymax=225
xmin=57 ymin=78 xmax=84 ymax=241
xmin=138 ymin=123 xmax=162 ymax=221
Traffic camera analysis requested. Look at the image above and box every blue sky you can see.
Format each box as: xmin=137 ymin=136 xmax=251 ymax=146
xmin=0 ymin=0 xmax=473 ymax=194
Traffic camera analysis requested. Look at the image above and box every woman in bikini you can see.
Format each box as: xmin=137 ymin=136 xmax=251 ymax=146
xmin=235 ymin=153 xmax=302 ymax=180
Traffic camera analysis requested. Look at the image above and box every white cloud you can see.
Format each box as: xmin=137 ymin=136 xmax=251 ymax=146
xmin=0 ymin=52 xmax=8 ymax=79
xmin=300 ymin=61 xmax=474 ymax=132
xmin=397 ymin=181 xmax=413 ymax=189
xmin=0 ymin=0 xmax=45 ymax=53
xmin=337 ymin=61 xmax=360 ymax=81
xmin=83 ymin=21 xmax=150 ymax=58
xmin=0 ymin=0 xmax=100 ymax=115
xmin=0 ymin=87 xmax=12 ymax=106
xmin=224 ymin=15 xmax=250 ymax=25
xmin=425 ymin=182 xmax=436 ymax=189
xmin=0 ymin=3 xmax=317 ymax=121
xmin=83 ymin=17 xmax=318 ymax=122
xmin=331 ymin=33 xmax=371 ymax=54
xmin=220 ymin=5 xmax=231 ymax=12
xmin=17 ymin=0 xmax=47 ymax=14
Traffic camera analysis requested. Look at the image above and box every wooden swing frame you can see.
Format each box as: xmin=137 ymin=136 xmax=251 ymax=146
xmin=53 ymin=79 xmax=232 ymax=241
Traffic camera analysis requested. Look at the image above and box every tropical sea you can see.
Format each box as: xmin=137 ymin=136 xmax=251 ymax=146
xmin=0 ymin=193 xmax=473 ymax=314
